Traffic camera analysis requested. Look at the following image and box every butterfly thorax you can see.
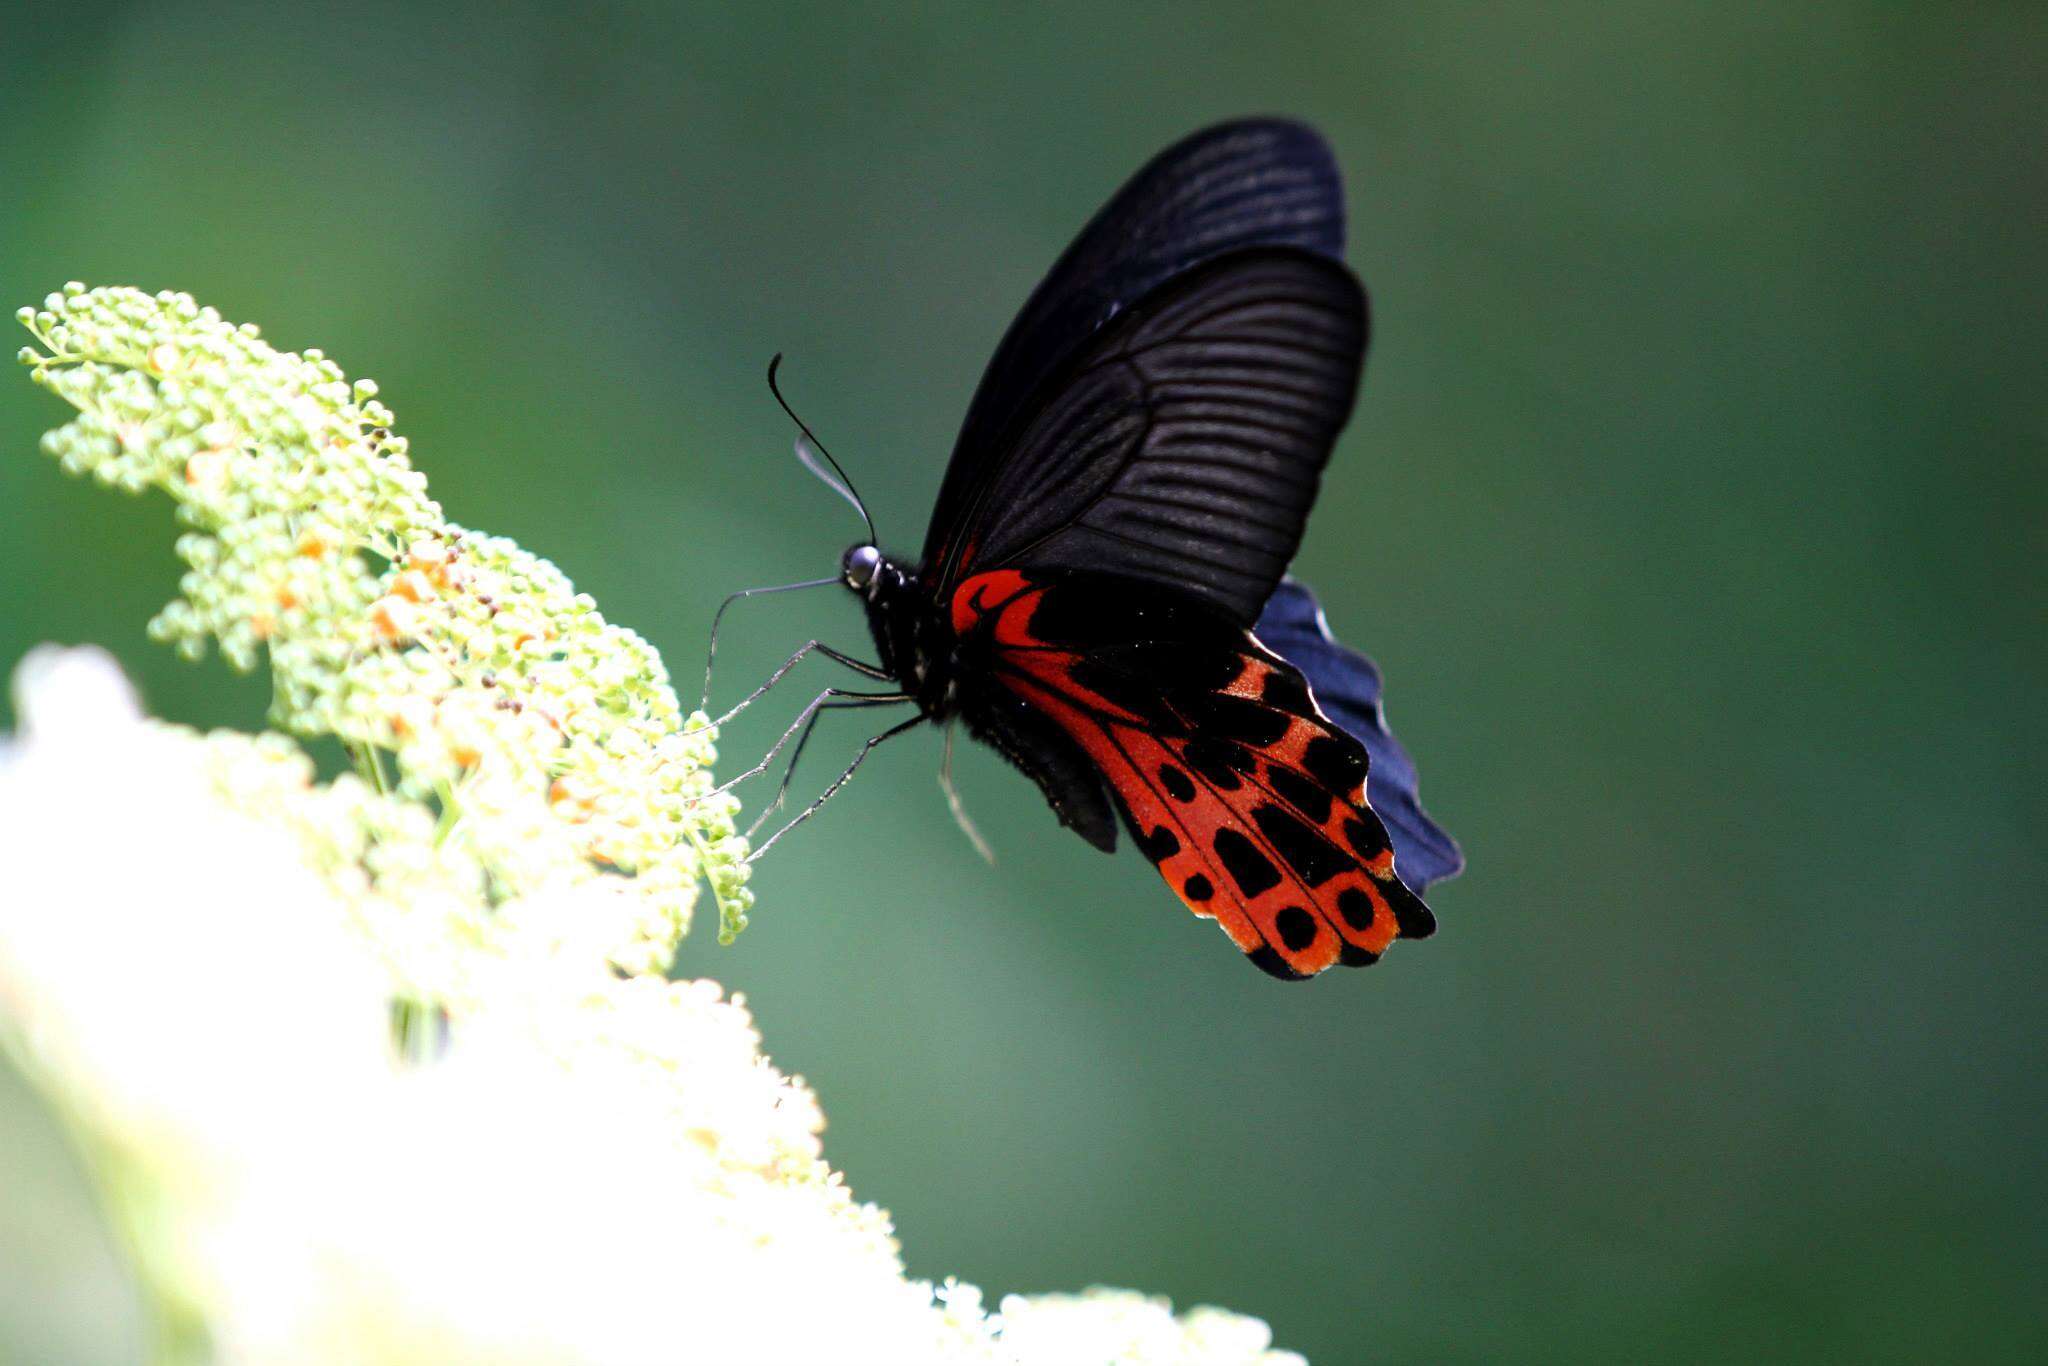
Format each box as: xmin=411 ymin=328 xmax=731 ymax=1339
xmin=848 ymin=549 xmax=958 ymax=718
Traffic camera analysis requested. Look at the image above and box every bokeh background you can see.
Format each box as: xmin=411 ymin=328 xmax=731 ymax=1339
xmin=2 ymin=3 xmax=2042 ymax=1361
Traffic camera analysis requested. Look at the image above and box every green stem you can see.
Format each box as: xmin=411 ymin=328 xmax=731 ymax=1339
xmin=346 ymin=741 xmax=390 ymax=795
xmin=433 ymin=778 xmax=463 ymax=847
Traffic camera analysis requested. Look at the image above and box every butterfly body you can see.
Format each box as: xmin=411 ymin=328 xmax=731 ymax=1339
xmin=791 ymin=118 xmax=1461 ymax=979
xmin=847 ymin=548 xmax=1124 ymax=852
xmin=844 ymin=546 xmax=951 ymax=713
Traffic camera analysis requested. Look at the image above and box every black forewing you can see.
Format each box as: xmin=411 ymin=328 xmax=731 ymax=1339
xmin=926 ymin=118 xmax=1346 ymax=585
xmin=1252 ymin=578 xmax=1464 ymax=889
xmin=935 ymin=248 xmax=1366 ymax=626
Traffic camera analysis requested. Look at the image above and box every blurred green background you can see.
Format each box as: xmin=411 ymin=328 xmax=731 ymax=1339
xmin=2 ymin=3 xmax=2042 ymax=1361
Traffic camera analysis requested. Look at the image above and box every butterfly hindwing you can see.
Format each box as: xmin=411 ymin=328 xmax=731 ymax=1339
xmin=953 ymin=570 xmax=1435 ymax=980
xmin=928 ymin=118 xmax=1346 ymax=585
xmin=1253 ymin=578 xmax=1464 ymax=890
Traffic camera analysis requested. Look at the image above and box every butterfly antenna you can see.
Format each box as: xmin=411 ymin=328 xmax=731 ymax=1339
xmin=767 ymin=354 xmax=877 ymax=544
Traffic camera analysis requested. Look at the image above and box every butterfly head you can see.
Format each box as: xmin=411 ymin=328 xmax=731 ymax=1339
xmin=839 ymin=540 xmax=916 ymax=614
xmin=839 ymin=543 xmax=937 ymax=706
xmin=841 ymin=542 xmax=882 ymax=596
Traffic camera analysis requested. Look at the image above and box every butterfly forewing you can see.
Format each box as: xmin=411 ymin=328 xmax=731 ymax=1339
xmin=932 ymin=247 xmax=1366 ymax=625
xmin=928 ymin=118 xmax=1349 ymax=593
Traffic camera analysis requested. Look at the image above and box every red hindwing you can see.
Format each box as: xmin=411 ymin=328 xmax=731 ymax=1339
xmin=953 ymin=569 xmax=1435 ymax=979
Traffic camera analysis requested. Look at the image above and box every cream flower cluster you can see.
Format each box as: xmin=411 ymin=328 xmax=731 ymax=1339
xmin=3 ymin=288 xmax=1306 ymax=1364
xmin=18 ymin=282 xmax=751 ymax=978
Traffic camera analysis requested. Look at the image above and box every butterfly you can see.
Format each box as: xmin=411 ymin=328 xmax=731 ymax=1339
xmin=723 ymin=117 xmax=1462 ymax=980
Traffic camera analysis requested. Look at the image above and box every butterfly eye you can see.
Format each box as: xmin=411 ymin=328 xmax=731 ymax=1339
xmin=842 ymin=544 xmax=882 ymax=591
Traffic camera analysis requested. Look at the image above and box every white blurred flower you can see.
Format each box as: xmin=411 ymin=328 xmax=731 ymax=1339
xmin=992 ymin=1293 xmax=1305 ymax=1366
xmin=0 ymin=650 xmax=1300 ymax=1364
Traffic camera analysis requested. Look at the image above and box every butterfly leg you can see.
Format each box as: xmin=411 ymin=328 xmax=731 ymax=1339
xmin=704 ymin=686 xmax=913 ymax=799
xmin=695 ymin=572 xmax=880 ymax=713
xmin=703 ymin=639 xmax=894 ymax=729
xmin=745 ymin=693 xmax=909 ymax=837
xmin=939 ymin=723 xmax=996 ymax=865
xmin=747 ymin=712 xmax=926 ymax=862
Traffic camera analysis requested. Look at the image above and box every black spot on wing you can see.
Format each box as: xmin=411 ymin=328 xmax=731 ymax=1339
xmin=1183 ymin=737 xmax=1254 ymax=791
xmin=1250 ymin=803 xmax=1352 ymax=887
xmin=1266 ymin=765 xmax=1333 ymax=824
xmin=1159 ymin=762 xmax=1196 ymax=802
xmin=1213 ymin=827 xmax=1282 ymax=897
xmin=1247 ymin=946 xmax=1310 ymax=981
xmin=1303 ymin=732 xmax=1368 ymax=795
xmin=1109 ymin=639 xmax=1246 ymax=694
xmin=1336 ymin=886 xmax=1376 ymax=932
xmin=1342 ymin=814 xmax=1389 ymax=861
xmin=1339 ymin=943 xmax=1381 ymax=967
xmin=1376 ymin=873 xmax=1438 ymax=939
xmin=1274 ymin=906 xmax=1318 ymax=951
xmin=1183 ymin=873 xmax=1214 ymax=901
xmin=1186 ymin=692 xmax=1291 ymax=746
xmin=1259 ymin=667 xmax=1315 ymax=717
xmin=1134 ymin=823 xmax=1181 ymax=865
xmin=1026 ymin=579 xmax=1215 ymax=649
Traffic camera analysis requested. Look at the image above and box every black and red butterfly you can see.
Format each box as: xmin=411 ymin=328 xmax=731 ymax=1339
xmin=714 ymin=118 xmax=1461 ymax=980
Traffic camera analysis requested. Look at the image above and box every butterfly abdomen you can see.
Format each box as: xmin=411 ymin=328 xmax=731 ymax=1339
xmin=958 ymin=683 xmax=1118 ymax=852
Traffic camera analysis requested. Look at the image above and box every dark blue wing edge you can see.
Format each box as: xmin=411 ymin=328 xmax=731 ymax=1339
xmin=1253 ymin=577 xmax=1465 ymax=890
